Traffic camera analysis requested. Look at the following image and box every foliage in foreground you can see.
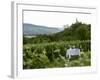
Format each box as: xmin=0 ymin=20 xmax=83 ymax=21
xmin=23 ymin=40 xmax=91 ymax=69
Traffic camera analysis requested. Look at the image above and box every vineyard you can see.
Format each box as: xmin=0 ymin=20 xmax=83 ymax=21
xmin=23 ymin=21 xmax=91 ymax=69
xmin=23 ymin=40 xmax=91 ymax=69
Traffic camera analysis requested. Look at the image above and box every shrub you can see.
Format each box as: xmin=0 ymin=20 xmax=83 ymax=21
xmin=23 ymin=40 xmax=91 ymax=69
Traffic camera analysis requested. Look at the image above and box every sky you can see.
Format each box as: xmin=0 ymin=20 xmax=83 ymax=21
xmin=23 ymin=11 xmax=91 ymax=28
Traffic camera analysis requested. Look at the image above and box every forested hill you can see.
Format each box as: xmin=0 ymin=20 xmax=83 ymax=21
xmin=23 ymin=21 xmax=91 ymax=44
xmin=54 ymin=22 xmax=91 ymax=41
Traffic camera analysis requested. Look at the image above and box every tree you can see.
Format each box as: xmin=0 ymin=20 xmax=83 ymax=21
xmin=75 ymin=24 xmax=89 ymax=40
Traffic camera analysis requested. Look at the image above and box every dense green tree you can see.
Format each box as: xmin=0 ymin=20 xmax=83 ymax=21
xmin=75 ymin=24 xmax=90 ymax=40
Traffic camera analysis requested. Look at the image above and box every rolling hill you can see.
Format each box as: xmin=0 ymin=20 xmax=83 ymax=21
xmin=23 ymin=23 xmax=63 ymax=36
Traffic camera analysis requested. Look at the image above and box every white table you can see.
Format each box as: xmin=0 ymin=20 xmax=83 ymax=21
xmin=66 ymin=48 xmax=80 ymax=58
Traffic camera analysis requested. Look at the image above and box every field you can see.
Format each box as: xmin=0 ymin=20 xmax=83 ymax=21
xmin=23 ymin=21 xmax=91 ymax=69
xmin=23 ymin=40 xmax=91 ymax=69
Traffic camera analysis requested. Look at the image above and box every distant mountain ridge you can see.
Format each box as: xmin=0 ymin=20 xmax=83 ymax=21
xmin=23 ymin=23 xmax=63 ymax=36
